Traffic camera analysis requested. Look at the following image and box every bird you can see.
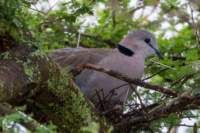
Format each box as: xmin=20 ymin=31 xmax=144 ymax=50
xmin=49 ymin=30 xmax=162 ymax=110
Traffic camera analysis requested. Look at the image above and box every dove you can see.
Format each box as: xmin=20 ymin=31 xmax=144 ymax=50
xmin=49 ymin=30 xmax=162 ymax=109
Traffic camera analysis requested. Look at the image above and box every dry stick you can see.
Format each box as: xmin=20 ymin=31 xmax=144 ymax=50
xmin=104 ymin=83 xmax=128 ymax=100
xmin=129 ymin=84 xmax=146 ymax=110
xmin=129 ymin=84 xmax=150 ymax=120
xmin=76 ymin=63 xmax=178 ymax=97
xmin=116 ymin=89 xmax=195 ymax=128
xmin=95 ymin=89 xmax=105 ymax=110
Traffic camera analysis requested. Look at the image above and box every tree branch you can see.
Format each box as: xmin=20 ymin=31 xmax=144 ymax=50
xmin=116 ymin=89 xmax=200 ymax=130
xmin=75 ymin=63 xmax=178 ymax=97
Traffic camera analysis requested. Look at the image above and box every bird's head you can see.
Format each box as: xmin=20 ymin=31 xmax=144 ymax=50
xmin=118 ymin=30 xmax=163 ymax=59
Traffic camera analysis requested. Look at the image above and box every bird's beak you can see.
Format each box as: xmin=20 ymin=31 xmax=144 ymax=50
xmin=148 ymin=43 xmax=163 ymax=59
xmin=154 ymin=48 xmax=163 ymax=59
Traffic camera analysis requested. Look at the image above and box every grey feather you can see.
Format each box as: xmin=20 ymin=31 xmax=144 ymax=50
xmin=48 ymin=30 xmax=161 ymax=109
xmin=49 ymin=48 xmax=112 ymax=71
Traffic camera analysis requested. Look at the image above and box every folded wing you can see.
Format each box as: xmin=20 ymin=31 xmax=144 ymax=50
xmin=49 ymin=48 xmax=112 ymax=71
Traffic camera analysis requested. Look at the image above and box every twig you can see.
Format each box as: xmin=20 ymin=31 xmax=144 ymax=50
xmin=128 ymin=6 xmax=144 ymax=15
xmin=104 ymin=83 xmax=128 ymax=101
xmin=170 ymin=72 xmax=197 ymax=87
xmin=129 ymin=84 xmax=149 ymax=121
xmin=47 ymin=0 xmax=59 ymax=13
xmin=142 ymin=68 xmax=168 ymax=81
xmin=95 ymin=89 xmax=105 ymax=110
xmin=75 ymin=63 xmax=178 ymax=97
xmin=76 ymin=32 xmax=81 ymax=48
xmin=150 ymin=60 xmax=175 ymax=70
xmin=177 ymin=123 xmax=199 ymax=128
xmin=27 ymin=6 xmax=46 ymax=15
xmin=189 ymin=3 xmax=200 ymax=46
xmin=129 ymin=84 xmax=145 ymax=109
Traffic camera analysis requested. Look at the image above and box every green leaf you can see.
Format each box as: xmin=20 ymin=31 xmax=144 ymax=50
xmin=186 ymin=49 xmax=198 ymax=61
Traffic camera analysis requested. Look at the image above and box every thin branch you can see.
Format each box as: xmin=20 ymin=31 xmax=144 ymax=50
xmin=95 ymin=89 xmax=105 ymax=110
xmin=46 ymin=0 xmax=58 ymax=13
xmin=177 ymin=124 xmax=199 ymax=128
xmin=27 ymin=6 xmax=46 ymax=15
xmin=142 ymin=68 xmax=168 ymax=81
xmin=170 ymin=72 xmax=197 ymax=87
xmin=128 ymin=6 xmax=144 ymax=15
xmin=129 ymin=84 xmax=150 ymax=121
xmin=75 ymin=63 xmax=178 ymax=97
xmin=129 ymin=84 xmax=145 ymax=109
xmin=104 ymin=83 xmax=128 ymax=101
xmin=150 ymin=60 xmax=175 ymax=70
xmin=189 ymin=3 xmax=200 ymax=46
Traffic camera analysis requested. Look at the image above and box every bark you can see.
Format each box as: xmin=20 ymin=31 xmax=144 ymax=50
xmin=0 ymin=38 xmax=103 ymax=133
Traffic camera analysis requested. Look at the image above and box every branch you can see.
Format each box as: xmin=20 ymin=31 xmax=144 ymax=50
xmin=116 ymin=90 xmax=200 ymax=130
xmin=142 ymin=68 xmax=168 ymax=81
xmin=170 ymin=72 xmax=197 ymax=87
xmin=189 ymin=2 xmax=200 ymax=46
xmin=177 ymin=123 xmax=199 ymax=128
xmin=75 ymin=63 xmax=178 ymax=97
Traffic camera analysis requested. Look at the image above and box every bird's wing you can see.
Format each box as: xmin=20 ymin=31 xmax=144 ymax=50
xmin=48 ymin=48 xmax=112 ymax=70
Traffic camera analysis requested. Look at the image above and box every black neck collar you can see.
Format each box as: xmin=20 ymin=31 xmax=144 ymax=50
xmin=117 ymin=44 xmax=134 ymax=57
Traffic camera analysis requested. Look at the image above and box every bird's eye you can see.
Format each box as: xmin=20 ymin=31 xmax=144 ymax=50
xmin=144 ymin=38 xmax=151 ymax=44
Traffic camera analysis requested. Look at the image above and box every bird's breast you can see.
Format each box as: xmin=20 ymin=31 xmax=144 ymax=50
xmin=100 ymin=52 xmax=145 ymax=79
